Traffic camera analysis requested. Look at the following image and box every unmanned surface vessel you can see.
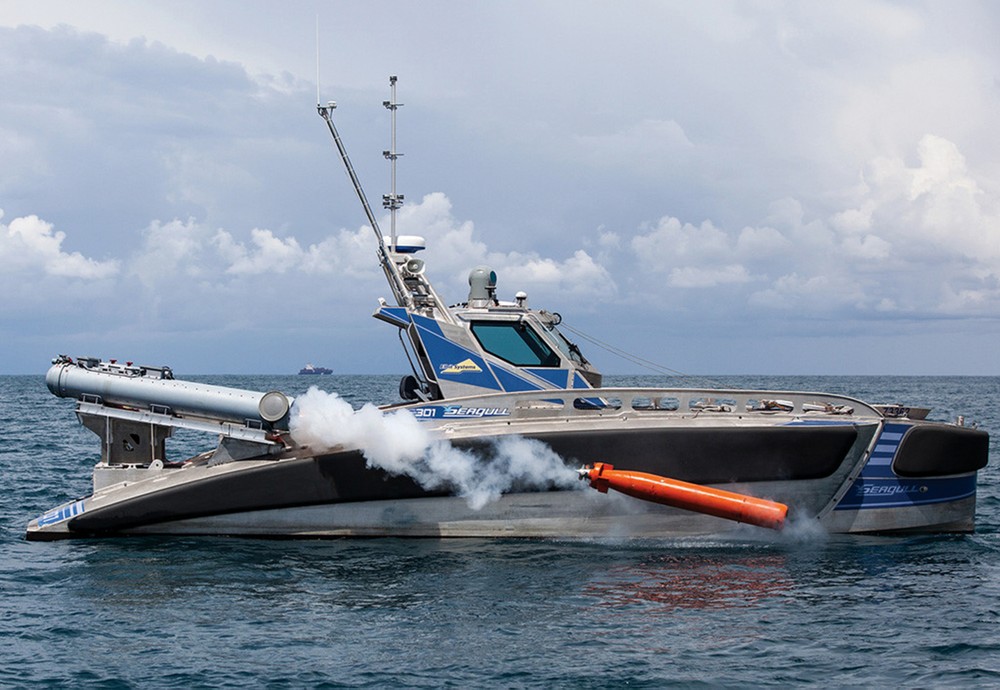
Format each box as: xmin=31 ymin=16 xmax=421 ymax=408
xmin=27 ymin=78 xmax=989 ymax=540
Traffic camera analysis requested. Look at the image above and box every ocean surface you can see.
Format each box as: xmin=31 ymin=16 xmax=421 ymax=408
xmin=2 ymin=374 xmax=998 ymax=687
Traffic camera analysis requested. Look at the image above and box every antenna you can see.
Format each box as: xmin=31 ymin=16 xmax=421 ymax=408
xmin=318 ymin=96 xmax=410 ymax=308
xmin=382 ymin=75 xmax=404 ymax=251
xmin=315 ymin=16 xmax=321 ymax=106
xmin=317 ymin=75 xmax=450 ymax=318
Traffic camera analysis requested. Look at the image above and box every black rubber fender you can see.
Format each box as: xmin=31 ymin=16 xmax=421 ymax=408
xmin=892 ymin=424 xmax=989 ymax=477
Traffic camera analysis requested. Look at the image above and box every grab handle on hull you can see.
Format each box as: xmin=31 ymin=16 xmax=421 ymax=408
xmin=580 ymin=462 xmax=787 ymax=530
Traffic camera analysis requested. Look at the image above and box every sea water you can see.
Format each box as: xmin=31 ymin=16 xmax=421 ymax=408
xmin=1 ymin=374 xmax=998 ymax=687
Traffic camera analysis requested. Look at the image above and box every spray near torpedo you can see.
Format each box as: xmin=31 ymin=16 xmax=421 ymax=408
xmin=289 ymin=387 xmax=579 ymax=509
xmin=579 ymin=462 xmax=788 ymax=530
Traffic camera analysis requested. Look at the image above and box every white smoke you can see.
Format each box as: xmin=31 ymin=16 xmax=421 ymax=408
xmin=777 ymin=508 xmax=830 ymax=544
xmin=288 ymin=387 xmax=579 ymax=509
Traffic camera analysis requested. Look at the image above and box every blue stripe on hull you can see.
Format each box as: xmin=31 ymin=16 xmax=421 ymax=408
xmin=36 ymin=500 xmax=86 ymax=527
xmin=835 ymin=423 xmax=976 ymax=510
xmin=491 ymin=365 xmax=544 ymax=392
xmin=834 ymin=475 xmax=976 ymax=510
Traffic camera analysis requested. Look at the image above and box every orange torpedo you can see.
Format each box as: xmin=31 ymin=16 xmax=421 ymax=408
xmin=580 ymin=462 xmax=788 ymax=530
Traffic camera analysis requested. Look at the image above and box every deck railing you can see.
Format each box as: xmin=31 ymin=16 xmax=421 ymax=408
xmin=406 ymin=387 xmax=882 ymax=423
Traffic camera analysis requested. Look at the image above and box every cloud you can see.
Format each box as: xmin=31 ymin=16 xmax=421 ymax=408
xmin=618 ymin=134 xmax=1000 ymax=319
xmin=669 ymin=264 xmax=752 ymax=289
xmin=0 ymin=210 xmax=121 ymax=322
xmin=502 ymin=250 xmax=615 ymax=298
xmin=36 ymin=129 xmax=985 ymax=336
xmin=864 ymin=134 xmax=999 ymax=263
xmin=128 ymin=216 xmax=382 ymax=284
xmin=215 ymin=228 xmax=304 ymax=275
xmin=396 ymin=192 xmax=617 ymax=302
xmin=0 ymin=192 xmax=616 ymax=335
xmin=3 ymin=8 xmax=1000 ymax=374
xmin=128 ymin=218 xmax=214 ymax=288
xmin=0 ymin=23 xmax=324 ymax=263
xmin=0 ymin=210 xmax=119 ymax=280
xmin=735 ymin=225 xmax=791 ymax=256
xmin=631 ymin=217 xmax=733 ymax=266
xmin=748 ymin=272 xmax=866 ymax=312
xmin=573 ymin=119 xmax=694 ymax=174
xmin=840 ymin=233 xmax=891 ymax=261
xmin=627 ymin=217 xmax=758 ymax=294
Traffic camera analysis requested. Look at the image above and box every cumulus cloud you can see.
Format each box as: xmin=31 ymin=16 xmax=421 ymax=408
xmin=735 ymin=225 xmax=791 ymax=256
xmin=128 ymin=216 xmax=382 ymax=284
xmin=128 ymin=218 xmax=215 ymax=288
xmin=620 ymin=134 xmax=1000 ymax=319
xmin=11 ymin=127 xmax=995 ymax=338
xmin=0 ymin=192 xmax=616 ymax=335
xmin=396 ymin=192 xmax=617 ymax=302
xmin=632 ymin=217 xmax=733 ymax=266
xmin=502 ymin=250 xmax=614 ymax=297
xmin=215 ymin=228 xmax=304 ymax=275
xmin=0 ymin=210 xmax=120 ymax=322
xmin=0 ymin=210 xmax=119 ymax=280
xmin=864 ymin=134 xmax=999 ymax=263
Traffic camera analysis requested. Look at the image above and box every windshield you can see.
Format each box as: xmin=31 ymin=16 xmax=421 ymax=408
xmin=542 ymin=322 xmax=586 ymax=366
xmin=470 ymin=321 xmax=561 ymax=367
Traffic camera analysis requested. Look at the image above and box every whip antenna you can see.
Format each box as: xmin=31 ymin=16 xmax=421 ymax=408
xmin=315 ymin=16 xmax=321 ymax=106
xmin=382 ymin=75 xmax=404 ymax=250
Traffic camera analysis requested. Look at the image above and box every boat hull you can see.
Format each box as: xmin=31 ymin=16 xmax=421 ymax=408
xmin=27 ymin=389 xmax=988 ymax=541
xmin=27 ymin=479 xmax=978 ymax=540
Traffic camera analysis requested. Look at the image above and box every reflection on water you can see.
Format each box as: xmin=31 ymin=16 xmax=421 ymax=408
xmin=583 ymin=550 xmax=791 ymax=611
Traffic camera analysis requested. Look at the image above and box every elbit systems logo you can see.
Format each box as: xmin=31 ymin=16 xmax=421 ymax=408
xmin=441 ymin=359 xmax=483 ymax=374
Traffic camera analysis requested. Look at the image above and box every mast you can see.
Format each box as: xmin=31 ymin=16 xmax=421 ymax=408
xmin=382 ymin=75 xmax=404 ymax=250
xmin=317 ymin=99 xmax=409 ymax=307
xmin=317 ymin=75 xmax=453 ymax=323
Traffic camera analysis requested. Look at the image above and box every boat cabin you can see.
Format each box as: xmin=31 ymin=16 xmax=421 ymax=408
xmin=373 ymin=236 xmax=602 ymax=401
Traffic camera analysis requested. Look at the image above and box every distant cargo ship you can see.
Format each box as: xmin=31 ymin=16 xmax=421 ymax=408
xmin=298 ymin=364 xmax=332 ymax=375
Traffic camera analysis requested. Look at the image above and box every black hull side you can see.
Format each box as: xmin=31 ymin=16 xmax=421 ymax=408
xmin=525 ymin=425 xmax=858 ymax=483
xmin=67 ymin=424 xmax=862 ymax=535
xmin=69 ymin=451 xmax=429 ymax=535
xmin=892 ymin=424 xmax=989 ymax=477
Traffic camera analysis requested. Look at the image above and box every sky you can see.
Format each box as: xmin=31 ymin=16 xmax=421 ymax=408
xmin=2 ymin=1 xmax=999 ymax=376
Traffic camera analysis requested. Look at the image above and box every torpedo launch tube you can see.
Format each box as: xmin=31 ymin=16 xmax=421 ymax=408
xmin=580 ymin=462 xmax=788 ymax=530
xmin=46 ymin=355 xmax=292 ymax=429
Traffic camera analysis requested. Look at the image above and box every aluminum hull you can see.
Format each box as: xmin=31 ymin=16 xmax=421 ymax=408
xmin=27 ymin=472 xmax=978 ymax=540
xmin=27 ymin=390 xmax=987 ymax=539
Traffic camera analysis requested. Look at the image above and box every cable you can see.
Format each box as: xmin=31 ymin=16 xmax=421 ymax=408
xmin=558 ymin=321 xmax=726 ymax=388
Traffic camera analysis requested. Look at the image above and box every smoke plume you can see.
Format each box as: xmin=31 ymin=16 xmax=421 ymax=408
xmin=288 ymin=387 xmax=578 ymax=509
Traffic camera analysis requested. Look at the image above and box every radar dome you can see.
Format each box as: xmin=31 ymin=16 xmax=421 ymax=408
xmin=468 ymin=265 xmax=497 ymax=307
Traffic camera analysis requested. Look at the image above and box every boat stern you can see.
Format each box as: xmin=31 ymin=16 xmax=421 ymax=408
xmin=26 ymin=498 xmax=88 ymax=541
xmin=822 ymin=420 xmax=989 ymax=533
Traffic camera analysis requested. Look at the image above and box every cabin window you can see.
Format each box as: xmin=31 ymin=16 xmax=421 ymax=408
xmin=542 ymin=323 xmax=588 ymax=366
xmin=470 ymin=321 xmax=561 ymax=367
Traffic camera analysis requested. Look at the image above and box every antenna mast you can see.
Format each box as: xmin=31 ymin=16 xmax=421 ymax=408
xmin=382 ymin=75 xmax=404 ymax=250
xmin=317 ymin=74 xmax=447 ymax=317
xmin=315 ymin=16 xmax=321 ymax=107
xmin=317 ymin=100 xmax=409 ymax=306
